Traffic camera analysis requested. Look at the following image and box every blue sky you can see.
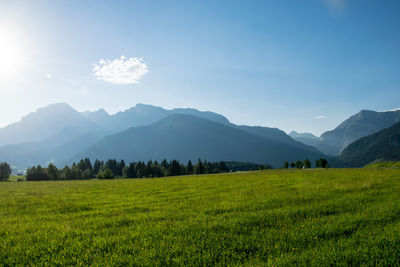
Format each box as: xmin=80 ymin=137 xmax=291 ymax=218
xmin=0 ymin=0 xmax=399 ymax=135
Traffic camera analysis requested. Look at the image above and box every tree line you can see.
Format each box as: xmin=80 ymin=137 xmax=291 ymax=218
xmin=283 ymin=158 xmax=329 ymax=169
xmin=26 ymin=158 xmax=230 ymax=181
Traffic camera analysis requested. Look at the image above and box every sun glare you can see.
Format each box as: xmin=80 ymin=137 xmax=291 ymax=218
xmin=0 ymin=26 xmax=25 ymax=81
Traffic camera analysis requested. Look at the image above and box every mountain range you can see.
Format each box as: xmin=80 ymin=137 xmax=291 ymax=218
xmin=289 ymin=131 xmax=321 ymax=148
xmin=72 ymin=114 xmax=322 ymax=167
xmin=0 ymin=103 xmax=323 ymax=169
xmin=1 ymin=103 xmax=399 ymax=169
xmin=290 ymin=110 xmax=400 ymax=156
xmin=0 ymin=103 xmax=102 ymax=147
xmin=340 ymin=121 xmax=400 ymax=166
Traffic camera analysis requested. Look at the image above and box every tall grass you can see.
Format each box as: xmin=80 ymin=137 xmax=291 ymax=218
xmin=1 ymin=169 xmax=400 ymax=265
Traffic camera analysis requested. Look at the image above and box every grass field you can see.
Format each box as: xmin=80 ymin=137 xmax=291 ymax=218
xmin=1 ymin=169 xmax=400 ymax=265
xmin=365 ymin=161 xmax=400 ymax=169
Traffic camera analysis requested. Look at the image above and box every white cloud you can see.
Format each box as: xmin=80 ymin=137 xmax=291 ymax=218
xmin=314 ymin=115 xmax=326 ymax=119
xmin=92 ymin=55 xmax=149 ymax=85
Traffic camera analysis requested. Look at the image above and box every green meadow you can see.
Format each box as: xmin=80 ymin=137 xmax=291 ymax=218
xmin=366 ymin=161 xmax=400 ymax=169
xmin=1 ymin=169 xmax=400 ymax=266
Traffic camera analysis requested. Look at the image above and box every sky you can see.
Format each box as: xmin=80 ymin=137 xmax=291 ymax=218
xmin=0 ymin=0 xmax=399 ymax=136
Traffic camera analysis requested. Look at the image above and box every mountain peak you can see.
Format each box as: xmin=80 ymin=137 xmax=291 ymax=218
xmin=0 ymin=102 xmax=97 ymax=146
xmin=22 ymin=103 xmax=79 ymax=122
xmin=97 ymin=108 xmax=108 ymax=114
xmin=289 ymin=131 xmax=318 ymax=139
xmin=76 ymin=112 xmax=323 ymax=167
xmin=383 ymin=108 xmax=400 ymax=112
xmin=318 ymin=109 xmax=400 ymax=155
xmin=83 ymin=108 xmax=109 ymax=116
xmin=37 ymin=102 xmax=75 ymax=112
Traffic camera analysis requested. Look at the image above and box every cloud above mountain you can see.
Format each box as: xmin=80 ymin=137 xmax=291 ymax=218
xmin=314 ymin=115 xmax=326 ymax=119
xmin=92 ymin=56 xmax=149 ymax=84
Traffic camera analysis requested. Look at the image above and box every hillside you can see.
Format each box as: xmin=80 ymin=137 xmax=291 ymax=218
xmin=82 ymin=103 xmax=230 ymax=132
xmin=0 ymin=103 xmax=319 ymax=168
xmin=0 ymin=130 xmax=108 ymax=168
xmin=296 ymin=109 xmax=400 ymax=156
xmin=74 ymin=114 xmax=324 ymax=167
xmin=0 ymin=103 xmax=101 ymax=146
xmin=365 ymin=161 xmax=400 ymax=168
xmin=340 ymin=121 xmax=400 ymax=167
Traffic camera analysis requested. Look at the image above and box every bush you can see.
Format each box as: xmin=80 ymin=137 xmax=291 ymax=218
xmin=97 ymin=169 xmax=115 ymax=179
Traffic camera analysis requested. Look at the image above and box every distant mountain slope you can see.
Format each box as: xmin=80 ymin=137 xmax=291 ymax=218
xmin=0 ymin=103 xmax=101 ymax=146
xmin=289 ymin=131 xmax=321 ymax=148
xmin=82 ymin=103 xmax=230 ymax=132
xmin=340 ymin=122 xmax=400 ymax=167
xmin=83 ymin=104 xmax=304 ymax=149
xmin=73 ymin=114 xmax=324 ymax=167
xmin=239 ymin=126 xmax=321 ymax=153
xmin=1 ymin=102 xmax=315 ymax=168
xmin=314 ymin=110 xmax=400 ymax=155
xmin=239 ymin=126 xmax=294 ymax=144
xmin=0 ymin=129 xmax=108 ymax=168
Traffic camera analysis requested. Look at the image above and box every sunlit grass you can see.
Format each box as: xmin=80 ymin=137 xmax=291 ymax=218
xmin=1 ymin=169 xmax=400 ymax=265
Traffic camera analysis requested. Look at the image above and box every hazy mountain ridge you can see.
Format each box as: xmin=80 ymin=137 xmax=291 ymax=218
xmin=3 ymin=103 xmax=400 ymax=169
xmin=340 ymin=121 xmax=400 ymax=167
xmin=289 ymin=131 xmax=322 ymax=148
xmin=73 ymin=114 xmax=324 ymax=167
xmin=289 ymin=131 xmax=319 ymax=140
xmin=0 ymin=103 xmax=102 ymax=146
xmin=318 ymin=110 xmax=400 ymax=155
xmin=291 ymin=109 xmax=400 ymax=156
xmin=0 ymin=128 xmax=109 ymax=168
xmin=0 ymin=103 xmax=320 ymax=168
xmin=82 ymin=103 xmax=230 ymax=132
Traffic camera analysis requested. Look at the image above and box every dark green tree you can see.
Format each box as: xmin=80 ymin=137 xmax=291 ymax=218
xmin=303 ymin=158 xmax=311 ymax=168
xmin=97 ymin=168 xmax=115 ymax=179
xmin=105 ymin=159 xmax=118 ymax=175
xmin=168 ymin=160 xmax=181 ymax=176
xmin=315 ymin=159 xmax=321 ymax=168
xmin=136 ymin=162 xmax=147 ymax=178
xmin=93 ymin=159 xmax=103 ymax=175
xmin=195 ymin=159 xmax=205 ymax=174
xmin=83 ymin=169 xmax=92 ymax=179
xmin=26 ymin=165 xmax=49 ymax=181
xmin=77 ymin=158 xmax=92 ymax=173
xmin=186 ymin=160 xmax=194 ymax=175
xmin=283 ymin=161 xmax=289 ymax=169
xmin=47 ymin=163 xmax=58 ymax=180
xmin=161 ymin=159 xmax=168 ymax=169
xmin=123 ymin=163 xmax=137 ymax=178
xmin=0 ymin=162 xmax=11 ymax=181
xmin=61 ymin=165 xmax=72 ymax=180
xmin=70 ymin=163 xmax=83 ymax=180
xmin=218 ymin=161 xmax=228 ymax=172
xmin=320 ymin=158 xmax=329 ymax=168
xmin=295 ymin=160 xmax=303 ymax=169
xmin=117 ymin=160 xmax=125 ymax=176
xmin=151 ymin=161 xmax=163 ymax=177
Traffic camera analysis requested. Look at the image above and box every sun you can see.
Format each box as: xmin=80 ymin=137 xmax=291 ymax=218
xmin=0 ymin=26 xmax=24 ymax=81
